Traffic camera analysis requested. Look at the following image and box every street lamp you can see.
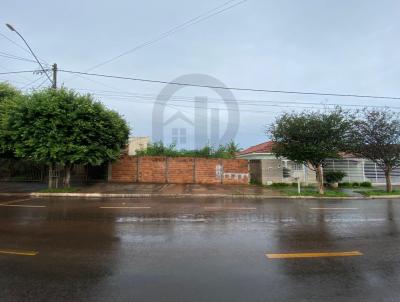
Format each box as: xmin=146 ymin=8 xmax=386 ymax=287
xmin=5 ymin=23 xmax=53 ymax=86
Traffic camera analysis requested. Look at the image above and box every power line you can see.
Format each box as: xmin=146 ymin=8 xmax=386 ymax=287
xmin=0 ymin=69 xmax=40 ymax=75
xmin=35 ymin=77 xmax=49 ymax=89
xmin=20 ymin=75 xmax=45 ymax=90
xmin=77 ymin=89 xmax=400 ymax=110
xmin=88 ymin=92 xmax=400 ymax=112
xmin=93 ymin=94 xmax=338 ymax=114
xmin=0 ymin=32 xmax=48 ymax=65
xmin=0 ymin=78 xmax=27 ymax=84
xmin=0 ymin=51 xmax=41 ymax=64
xmin=78 ymin=0 xmax=248 ymax=74
xmin=59 ymin=69 xmax=400 ymax=101
xmin=67 ymin=75 xmax=400 ymax=110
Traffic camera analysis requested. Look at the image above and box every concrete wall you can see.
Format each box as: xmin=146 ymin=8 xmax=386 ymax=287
xmin=110 ymin=155 xmax=249 ymax=184
xmin=254 ymin=159 xmax=316 ymax=185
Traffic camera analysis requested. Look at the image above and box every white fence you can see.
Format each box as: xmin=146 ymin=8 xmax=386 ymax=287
xmin=324 ymin=159 xmax=400 ymax=185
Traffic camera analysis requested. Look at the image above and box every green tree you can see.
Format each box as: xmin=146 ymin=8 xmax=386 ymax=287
xmin=270 ymin=108 xmax=350 ymax=194
xmin=348 ymin=108 xmax=400 ymax=192
xmin=225 ymin=140 xmax=241 ymax=157
xmin=0 ymin=83 xmax=25 ymax=157
xmin=0 ymin=82 xmax=21 ymax=101
xmin=7 ymin=88 xmax=129 ymax=188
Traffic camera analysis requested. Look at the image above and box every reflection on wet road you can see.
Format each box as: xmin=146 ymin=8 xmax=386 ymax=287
xmin=0 ymin=196 xmax=399 ymax=301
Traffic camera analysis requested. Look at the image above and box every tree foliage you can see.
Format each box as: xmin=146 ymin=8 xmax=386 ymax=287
xmin=347 ymin=108 xmax=400 ymax=192
xmin=0 ymin=83 xmax=25 ymax=157
xmin=0 ymin=82 xmax=22 ymax=102
xmin=5 ymin=88 xmax=130 ymax=187
xmin=136 ymin=141 xmax=241 ymax=159
xmin=270 ymin=108 xmax=351 ymax=194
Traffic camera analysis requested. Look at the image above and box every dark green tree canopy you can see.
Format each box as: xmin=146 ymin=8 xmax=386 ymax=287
xmin=270 ymin=108 xmax=351 ymax=194
xmin=348 ymin=108 xmax=400 ymax=169
xmin=270 ymin=109 xmax=350 ymax=167
xmin=0 ymin=82 xmax=22 ymax=103
xmin=347 ymin=108 xmax=400 ymax=192
xmin=8 ymin=88 xmax=129 ymax=166
xmin=0 ymin=82 xmax=25 ymax=157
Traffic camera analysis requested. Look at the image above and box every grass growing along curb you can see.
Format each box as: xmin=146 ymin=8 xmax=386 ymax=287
xmin=39 ymin=187 xmax=80 ymax=193
xmin=270 ymin=184 xmax=349 ymax=197
xmin=355 ymin=190 xmax=400 ymax=197
xmin=284 ymin=189 xmax=348 ymax=197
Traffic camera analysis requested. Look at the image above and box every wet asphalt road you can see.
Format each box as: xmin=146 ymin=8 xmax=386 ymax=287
xmin=0 ymin=196 xmax=399 ymax=302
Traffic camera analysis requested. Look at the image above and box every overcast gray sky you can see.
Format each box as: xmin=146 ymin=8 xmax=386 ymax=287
xmin=1 ymin=0 xmax=399 ymax=149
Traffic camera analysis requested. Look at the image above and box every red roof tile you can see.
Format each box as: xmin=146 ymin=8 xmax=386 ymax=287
xmin=239 ymin=141 xmax=275 ymax=155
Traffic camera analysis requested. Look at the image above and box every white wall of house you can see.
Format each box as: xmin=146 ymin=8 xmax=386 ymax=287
xmin=260 ymin=159 xmax=316 ymax=185
xmin=324 ymin=158 xmax=400 ymax=185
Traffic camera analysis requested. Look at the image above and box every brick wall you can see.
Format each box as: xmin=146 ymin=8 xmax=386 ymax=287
xmin=222 ymin=159 xmax=249 ymax=184
xmin=195 ymin=158 xmax=221 ymax=184
xmin=167 ymin=157 xmax=195 ymax=183
xmin=110 ymin=156 xmax=249 ymax=184
xmin=139 ymin=156 xmax=166 ymax=183
xmin=110 ymin=155 xmax=138 ymax=182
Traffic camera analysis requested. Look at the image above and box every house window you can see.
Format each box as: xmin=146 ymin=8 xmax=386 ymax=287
xmin=172 ymin=128 xmax=187 ymax=145
xmin=292 ymin=163 xmax=303 ymax=171
xmin=283 ymin=167 xmax=291 ymax=178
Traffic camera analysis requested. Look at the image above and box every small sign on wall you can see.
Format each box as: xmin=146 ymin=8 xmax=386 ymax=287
xmin=216 ymin=164 xmax=223 ymax=178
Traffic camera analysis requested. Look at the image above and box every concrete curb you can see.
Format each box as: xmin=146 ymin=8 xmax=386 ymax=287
xmin=368 ymin=195 xmax=400 ymax=199
xmin=27 ymin=192 xmax=400 ymax=199
xmin=0 ymin=193 xmax=31 ymax=197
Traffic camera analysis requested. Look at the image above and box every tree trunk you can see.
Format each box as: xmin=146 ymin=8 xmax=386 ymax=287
xmin=316 ymin=164 xmax=324 ymax=194
xmin=48 ymin=163 xmax=54 ymax=189
xmin=385 ymin=166 xmax=392 ymax=193
xmin=63 ymin=164 xmax=72 ymax=188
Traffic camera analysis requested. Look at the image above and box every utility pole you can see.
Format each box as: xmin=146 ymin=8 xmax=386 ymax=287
xmin=52 ymin=63 xmax=57 ymax=89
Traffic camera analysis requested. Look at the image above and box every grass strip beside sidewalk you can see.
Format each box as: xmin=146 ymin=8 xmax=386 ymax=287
xmin=356 ymin=189 xmax=400 ymax=197
xmin=269 ymin=184 xmax=349 ymax=197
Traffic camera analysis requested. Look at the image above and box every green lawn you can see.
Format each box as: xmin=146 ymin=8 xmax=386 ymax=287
xmin=270 ymin=184 xmax=349 ymax=197
xmin=356 ymin=190 xmax=400 ymax=197
xmin=39 ymin=187 xmax=80 ymax=193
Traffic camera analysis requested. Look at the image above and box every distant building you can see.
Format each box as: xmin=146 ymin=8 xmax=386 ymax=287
xmin=128 ymin=137 xmax=150 ymax=155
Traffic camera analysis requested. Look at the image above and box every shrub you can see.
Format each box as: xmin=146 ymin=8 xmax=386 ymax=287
xmin=250 ymin=178 xmax=262 ymax=186
xmin=352 ymin=182 xmax=360 ymax=187
xmin=136 ymin=141 xmax=240 ymax=159
xmin=339 ymin=182 xmax=352 ymax=188
xmin=325 ymin=171 xmax=346 ymax=183
xmin=360 ymin=181 xmax=372 ymax=187
xmin=270 ymin=182 xmax=291 ymax=187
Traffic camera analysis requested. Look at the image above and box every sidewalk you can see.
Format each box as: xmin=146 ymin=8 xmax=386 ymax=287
xmin=1 ymin=181 xmax=399 ymax=199
xmin=0 ymin=181 xmax=281 ymax=197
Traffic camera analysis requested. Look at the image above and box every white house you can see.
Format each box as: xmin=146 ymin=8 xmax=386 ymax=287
xmin=238 ymin=141 xmax=400 ymax=185
xmin=237 ymin=141 xmax=316 ymax=185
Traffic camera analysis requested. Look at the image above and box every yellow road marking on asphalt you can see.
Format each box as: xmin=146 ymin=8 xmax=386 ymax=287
xmin=310 ymin=208 xmax=359 ymax=210
xmin=204 ymin=207 xmax=257 ymax=210
xmin=0 ymin=204 xmax=46 ymax=208
xmin=0 ymin=249 xmax=38 ymax=256
xmin=266 ymin=251 xmax=363 ymax=259
xmin=100 ymin=206 xmax=151 ymax=209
